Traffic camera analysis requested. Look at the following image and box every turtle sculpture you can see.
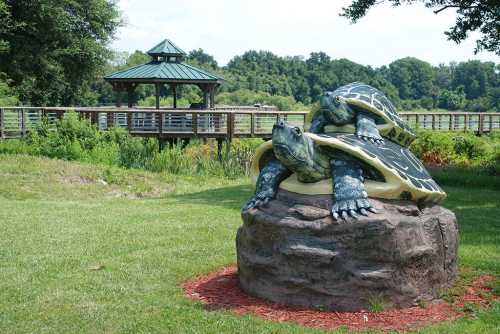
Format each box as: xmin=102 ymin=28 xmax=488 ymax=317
xmin=310 ymin=82 xmax=416 ymax=147
xmin=243 ymin=121 xmax=446 ymax=219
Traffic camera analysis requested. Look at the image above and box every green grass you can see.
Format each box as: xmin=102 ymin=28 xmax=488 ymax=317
xmin=0 ymin=154 xmax=499 ymax=333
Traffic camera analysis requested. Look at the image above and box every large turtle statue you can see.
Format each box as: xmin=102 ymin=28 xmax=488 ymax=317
xmin=243 ymin=123 xmax=445 ymax=220
xmin=311 ymin=82 xmax=416 ymax=147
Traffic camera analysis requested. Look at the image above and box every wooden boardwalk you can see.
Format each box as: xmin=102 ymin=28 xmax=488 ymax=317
xmin=0 ymin=107 xmax=499 ymax=140
xmin=0 ymin=107 xmax=307 ymax=140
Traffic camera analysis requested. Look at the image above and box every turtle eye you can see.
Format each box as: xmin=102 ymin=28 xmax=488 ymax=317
xmin=335 ymin=96 xmax=341 ymax=103
xmin=293 ymin=127 xmax=302 ymax=136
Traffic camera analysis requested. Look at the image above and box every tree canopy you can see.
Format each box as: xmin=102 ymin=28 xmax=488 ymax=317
xmin=94 ymin=48 xmax=498 ymax=112
xmin=0 ymin=0 xmax=121 ymax=106
xmin=341 ymin=0 xmax=500 ymax=55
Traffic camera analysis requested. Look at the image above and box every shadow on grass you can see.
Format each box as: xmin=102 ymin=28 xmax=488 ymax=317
xmin=171 ymin=184 xmax=253 ymax=211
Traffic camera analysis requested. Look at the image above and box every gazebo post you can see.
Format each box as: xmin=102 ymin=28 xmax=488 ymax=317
xmin=209 ymin=85 xmax=215 ymax=109
xmin=172 ymin=84 xmax=177 ymax=109
xmin=155 ymin=83 xmax=161 ymax=110
xmin=126 ymin=83 xmax=136 ymax=108
xmin=114 ymin=83 xmax=122 ymax=108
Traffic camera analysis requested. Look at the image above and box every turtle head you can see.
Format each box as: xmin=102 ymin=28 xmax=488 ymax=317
xmin=320 ymin=92 xmax=356 ymax=125
xmin=272 ymin=121 xmax=314 ymax=169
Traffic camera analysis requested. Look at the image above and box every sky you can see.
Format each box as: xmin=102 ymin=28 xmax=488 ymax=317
xmin=111 ymin=0 xmax=499 ymax=67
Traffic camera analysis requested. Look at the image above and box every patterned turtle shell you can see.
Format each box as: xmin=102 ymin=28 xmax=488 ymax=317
xmin=333 ymin=82 xmax=416 ymax=147
xmin=250 ymin=133 xmax=446 ymax=203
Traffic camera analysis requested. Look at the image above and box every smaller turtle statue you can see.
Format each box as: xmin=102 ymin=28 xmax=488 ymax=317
xmin=243 ymin=122 xmax=445 ymax=220
xmin=311 ymin=82 xmax=416 ymax=147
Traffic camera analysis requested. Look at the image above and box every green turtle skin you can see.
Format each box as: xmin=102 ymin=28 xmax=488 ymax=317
xmin=311 ymin=82 xmax=416 ymax=147
xmin=243 ymin=121 xmax=376 ymax=220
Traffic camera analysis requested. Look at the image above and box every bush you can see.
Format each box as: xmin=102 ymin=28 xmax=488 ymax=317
xmin=1 ymin=112 xmax=261 ymax=179
xmin=410 ymin=130 xmax=498 ymax=168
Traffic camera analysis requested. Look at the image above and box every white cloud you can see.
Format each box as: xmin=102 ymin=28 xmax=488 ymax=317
xmin=111 ymin=0 xmax=499 ymax=67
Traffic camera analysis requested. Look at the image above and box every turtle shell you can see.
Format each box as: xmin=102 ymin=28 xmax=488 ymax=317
xmin=333 ymin=82 xmax=416 ymax=147
xmin=251 ymin=132 xmax=446 ymax=203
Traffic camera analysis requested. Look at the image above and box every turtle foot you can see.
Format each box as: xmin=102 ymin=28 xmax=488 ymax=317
xmin=331 ymin=198 xmax=377 ymax=221
xmin=243 ymin=190 xmax=275 ymax=211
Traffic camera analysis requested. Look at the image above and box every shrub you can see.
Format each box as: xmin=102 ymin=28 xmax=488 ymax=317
xmin=410 ymin=131 xmax=457 ymax=165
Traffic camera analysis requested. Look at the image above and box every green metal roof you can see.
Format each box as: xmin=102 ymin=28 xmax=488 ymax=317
xmin=104 ymin=61 xmax=224 ymax=82
xmin=147 ymin=39 xmax=186 ymax=56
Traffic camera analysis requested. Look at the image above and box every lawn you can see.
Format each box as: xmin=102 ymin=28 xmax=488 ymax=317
xmin=0 ymin=154 xmax=499 ymax=334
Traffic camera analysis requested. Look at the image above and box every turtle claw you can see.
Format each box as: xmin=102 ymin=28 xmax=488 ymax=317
xmin=332 ymin=211 xmax=340 ymax=221
xmin=359 ymin=208 xmax=369 ymax=216
xmin=243 ymin=191 xmax=275 ymax=211
xmin=331 ymin=198 xmax=377 ymax=220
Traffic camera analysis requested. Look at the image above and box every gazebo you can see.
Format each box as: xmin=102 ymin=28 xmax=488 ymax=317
xmin=104 ymin=39 xmax=224 ymax=109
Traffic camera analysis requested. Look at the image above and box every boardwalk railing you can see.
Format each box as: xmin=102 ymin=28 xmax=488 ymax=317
xmin=0 ymin=107 xmax=307 ymax=139
xmin=400 ymin=112 xmax=500 ymax=134
xmin=0 ymin=108 xmax=499 ymax=140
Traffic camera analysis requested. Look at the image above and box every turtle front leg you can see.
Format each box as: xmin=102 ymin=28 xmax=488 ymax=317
xmin=356 ymin=112 xmax=384 ymax=144
xmin=243 ymin=159 xmax=291 ymax=211
xmin=330 ymin=160 xmax=376 ymax=220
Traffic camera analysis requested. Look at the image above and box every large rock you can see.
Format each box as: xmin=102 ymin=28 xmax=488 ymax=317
xmin=236 ymin=190 xmax=458 ymax=311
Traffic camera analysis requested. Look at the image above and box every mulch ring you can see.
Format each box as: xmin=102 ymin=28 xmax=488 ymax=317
xmin=182 ymin=265 xmax=498 ymax=332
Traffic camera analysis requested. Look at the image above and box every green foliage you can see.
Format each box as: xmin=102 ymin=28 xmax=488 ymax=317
xmin=100 ymin=48 xmax=498 ymax=112
xmin=410 ymin=131 xmax=499 ymax=168
xmin=341 ymin=0 xmax=500 ymax=55
xmin=438 ymin=88 xmax=466 ymax=110
xmin=216 ymin=89 xmax=308 ymax=111
xmin=4 ymin=112 xmax=260 ymax=179
xmin=0 ymin=0 xmax=122 ymax=106
xmin=0 ymin=73 xmax=18 ymax=105
xmin=367 ymin=294 xmax=387 ymax=313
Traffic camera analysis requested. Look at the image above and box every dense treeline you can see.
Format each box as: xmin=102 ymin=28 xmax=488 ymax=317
xmin=98 ymin=49 xmax=499 ymax=112
xmin=0 ymin=0 xmax=498 ymax=111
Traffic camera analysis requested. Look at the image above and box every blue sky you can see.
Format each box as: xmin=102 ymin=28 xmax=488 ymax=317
xmin=111 ymin=0 xmax=499 ymax=67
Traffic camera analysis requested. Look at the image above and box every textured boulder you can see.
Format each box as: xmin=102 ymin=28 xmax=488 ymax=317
xmin=237 ymin=190 xmax=458 ymax=311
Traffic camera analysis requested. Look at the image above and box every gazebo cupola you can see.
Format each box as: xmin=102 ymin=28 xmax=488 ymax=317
xmin=147 ymin=39 xmax=186 ymax=63
xmin=104 ymin=38 xmax=224 ymax=109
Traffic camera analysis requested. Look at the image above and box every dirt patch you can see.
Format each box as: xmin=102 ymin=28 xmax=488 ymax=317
xmin=182 ymin=265 xmax=497 ymax=332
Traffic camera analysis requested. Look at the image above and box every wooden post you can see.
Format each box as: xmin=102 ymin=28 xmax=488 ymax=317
xmin=449 ymin=114 xmax=453 ymax=131
xmin=489 ymin=115 xmax=493 ymax=133
xmin=0 ymin=108 xmax=4 ymax=139
xmin=91 ymin=111 xmax=98 ymax=126
xmin=127 ymin=84 xmax=135 ymax=108
xmin=172 ymin=84 xmax=177 ymax=109
xmin=464 ymin=114 xmax=468 ymax=132
xmin=431 ymin=114 xmax=436 ymax=130
xmin=155 ymin=83 xmax=161 ymax=110
xmin=217 ymin=138 xmax=223 ymax=161
xmin=250 ymin=112 xmax=255 ymax=136
xmin=192 ymin=112 xmax=198 ymax=135
xmin=21 ymin=108 xmax=27 ymax=137
xmin=209 ymin=86 xmax=215 ymax=108
xmin=478 ymin=113 xmax=484 ymax=135
xmin=158 ymin=112 xmax=163 ymax=135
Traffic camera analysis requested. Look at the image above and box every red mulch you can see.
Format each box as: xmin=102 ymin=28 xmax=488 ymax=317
xmin=182 ymin=265 xmax=497 ymax=332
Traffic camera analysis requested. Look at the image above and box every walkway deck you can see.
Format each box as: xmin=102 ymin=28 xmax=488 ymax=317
xmin=0 ymin=107 xmax=499 ymax=140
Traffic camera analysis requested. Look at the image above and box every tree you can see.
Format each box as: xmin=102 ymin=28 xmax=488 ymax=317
xmin=0 ymin=0 xmax=12 ymax=53
xmin=385 ymin=58 xmax=435 ymax=100
xmin=188 ymin=49 xmax=218 ymax=69
xmin=341 ymin=1 xmax=500 ymax=55
xmin=0 ymin=0 xmax=122 ymax=106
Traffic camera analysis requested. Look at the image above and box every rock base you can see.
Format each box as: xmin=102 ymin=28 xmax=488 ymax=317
xmin=237 ymin=190 xmax=459 ymax=311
